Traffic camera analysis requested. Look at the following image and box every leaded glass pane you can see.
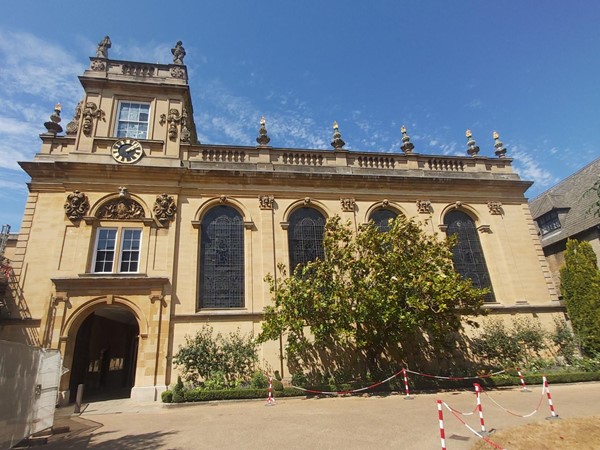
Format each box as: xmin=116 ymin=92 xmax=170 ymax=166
xmin=288 ymin=207 xmax=325 ymax=270
xmin=199 ymin=206 xmax=244 ymax=309
xmin=444 ymin=210 xmax=494 ymax=302
xmin=369 ymin=208 xmax=398 ymax=232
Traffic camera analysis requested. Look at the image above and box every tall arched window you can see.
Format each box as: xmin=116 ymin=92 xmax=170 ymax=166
xmin=199 ymin=206 xmax=244 ymax=309
xmin=369 ymin=208 xmax=398 ymax=232
xmin=444 ymin=210 xmax=494 ymax=302
xmin=288 ymin=207 xmax=325 ymax=271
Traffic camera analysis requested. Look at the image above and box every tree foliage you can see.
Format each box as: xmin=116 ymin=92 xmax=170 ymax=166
xmin=258 ymin=215 xmax=488 ymax=377
xmin=560 ymin=239 xmax=600 ymax=356
xmin=173 ymin=325 xmax=258 ymax=387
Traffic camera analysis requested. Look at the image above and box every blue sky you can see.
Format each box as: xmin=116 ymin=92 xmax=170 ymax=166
xmin=1 ymin=1 xmax=599 ymax=231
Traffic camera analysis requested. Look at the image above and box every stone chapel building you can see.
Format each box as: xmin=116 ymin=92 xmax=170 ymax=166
xmin=0 ymin=38 xmax=561 ymax=403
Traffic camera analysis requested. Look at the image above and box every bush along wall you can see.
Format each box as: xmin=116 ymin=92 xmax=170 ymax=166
xmin=161 ymin=370 xmax=600 ymax=403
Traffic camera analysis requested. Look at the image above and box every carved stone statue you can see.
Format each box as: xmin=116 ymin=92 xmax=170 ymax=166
xmin=96 ymin=36 xmax=112 ymax=59
xmin=171 ymin=41 xmax=186 ymax=65
xmin=66 ymin=101 xmax=83 ymax=135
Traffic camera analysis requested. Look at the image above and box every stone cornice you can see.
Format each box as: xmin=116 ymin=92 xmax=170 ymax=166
xmin=51 ymin=275 xmax=170 ymax=297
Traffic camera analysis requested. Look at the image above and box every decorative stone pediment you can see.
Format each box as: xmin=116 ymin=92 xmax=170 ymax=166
xmin=96 ymin=198 xmax=145 ymax=220
xmin=64 ymin=191 xmax=90 ymax=221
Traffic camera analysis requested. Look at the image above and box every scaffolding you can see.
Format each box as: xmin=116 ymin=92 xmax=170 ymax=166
xmin=0 ymin=224 xmax=10 ymax=257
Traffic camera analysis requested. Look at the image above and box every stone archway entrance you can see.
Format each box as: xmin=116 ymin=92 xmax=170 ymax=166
xmin=69 ymin=305 xmax=139 ymax=401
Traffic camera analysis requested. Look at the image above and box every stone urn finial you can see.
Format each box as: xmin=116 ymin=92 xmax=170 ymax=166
xmin=493 ymin=131 xmax=507 ymax=158
xmin=43 ymin=103 xmax=63 ymax=135
xmin=400 ymin=125 xmax=415 ymax=154
xmin=331 ymin=121 xmax=346 ymax=149
xmin=466 ymin=129 xmax=480 ymax=157
xmin=256 ymin=116 xmax=271 ymax=146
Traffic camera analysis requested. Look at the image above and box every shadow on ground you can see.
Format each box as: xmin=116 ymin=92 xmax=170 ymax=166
xmin=44 ymin=430 xmax=178 ymax=450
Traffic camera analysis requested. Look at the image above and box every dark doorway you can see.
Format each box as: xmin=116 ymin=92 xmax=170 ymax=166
xmin=69 ymin=305 xmax=139 ymax=402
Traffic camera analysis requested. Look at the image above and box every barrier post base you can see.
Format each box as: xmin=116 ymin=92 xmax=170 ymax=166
xmin=545 ymin=415 xmax=560 ymax=420
xmin=520 ymin=388 xmax=531 ymax=393
xmin=403 ymin=395 xmax=414 ymax=400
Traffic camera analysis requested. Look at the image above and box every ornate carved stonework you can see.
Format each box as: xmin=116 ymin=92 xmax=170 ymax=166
xmin=90 ymin=60 xmax=106 ymax=71
xmin=259 ymin=195 xmax=274 ymax=210
xmin=340 ymin=198 xmax=356 ymax=212
xmin=170 ymin=66 xmax=185 ymax=79
xmin=416 ymin=200 xmax=432 ymax=214
xmin=81 ymin=102 xmax=105 ymax=136
xmin=181 ymin=108 xmax=191 ymax=143
xmin=66 ymin=101 xmax=82 ymax=135
xmin=382 ymin=199 xmax=389 ymax=207
xmin=64 ymin=191 xmax=89 ymax=221
xmin=160 ymin=109 xmax=181 ymax=141
xmin=96 ymin=198 xmax=145 ymax=220
xmin=487 ymin=201 xmax=503 ymax=215
xmin=219 ymin=195 xmax=228 ymax=204
xmin=304 ymin=197 xmax=311 ymax=205
xmin=153 ymin=194 xmax=177 ymax=224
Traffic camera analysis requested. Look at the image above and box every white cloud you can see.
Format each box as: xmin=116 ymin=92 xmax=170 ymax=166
xmin=510 ymin=145 xmax=559 ymax=189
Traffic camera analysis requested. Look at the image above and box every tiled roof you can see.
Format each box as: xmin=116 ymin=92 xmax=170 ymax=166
xmin=529 ymin=156 xmax=600 ymax=247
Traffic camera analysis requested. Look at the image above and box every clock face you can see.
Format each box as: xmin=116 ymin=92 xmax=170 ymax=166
xmin=111 ymin=138 xmax=144 ymax=164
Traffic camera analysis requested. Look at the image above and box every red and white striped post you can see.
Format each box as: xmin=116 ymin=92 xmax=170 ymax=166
xmin=543 ymin=376 xmax=559 ymax=420
xmin=436 ymin=400 xmax=447 ymax=450
xmin=517 ymin=368 xmax=530 ymax=392
xmin=473 ymin=383 xmax=489 ymax=435
xmin=403 ymin=369 xmax=413 ymax=400
xmin=265 ymin=376 xmax=275 ymax=406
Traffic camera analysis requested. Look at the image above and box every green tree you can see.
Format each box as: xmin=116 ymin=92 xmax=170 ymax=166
xmin=560 ymin=239 xmax=600 ymax=355
xmin=258 ymin=215 xmax=488 ymax=378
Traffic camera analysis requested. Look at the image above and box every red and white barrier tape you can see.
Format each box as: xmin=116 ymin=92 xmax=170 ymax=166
xmin=481 ymin=385 xmax=546 ymax=418
xmin=290 ymin=369 xmax=405 ymax=395
xmin=406 ymin=368 xmax=505 ymax=380
xmin=441 ymin=401 xmax=507 ymax=450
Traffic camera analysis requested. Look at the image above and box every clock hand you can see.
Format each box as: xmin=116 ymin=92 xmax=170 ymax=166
xmin=125 ymin=142 xmax=141 ymax=153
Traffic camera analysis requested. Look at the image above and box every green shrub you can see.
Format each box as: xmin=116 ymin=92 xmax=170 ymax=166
xmin=203 ymin=371 xmax=227 ymax=390
xmin=250 ymin=371 xmax=269 ymax=389
xmin=271 ymin=379 xmax=284 ymax=391
xmin=291 ymin=372 xmax=308 ymax=387
xmin=173 ymin=325 xmax=259 ymax=387
xmin=161 ymin=390 xmax=173 ymax=403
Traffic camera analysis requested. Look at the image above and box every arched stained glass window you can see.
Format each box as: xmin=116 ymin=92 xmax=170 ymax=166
xmin=199 ymin=206 xmax=244 ymax=308
xmin=444 ymin=210 xmax=495 ymax=302
xmin=369 ymin=208 xmax=398 ymax=232
xmin=288 ymin=207 xmax=325 ymax=271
